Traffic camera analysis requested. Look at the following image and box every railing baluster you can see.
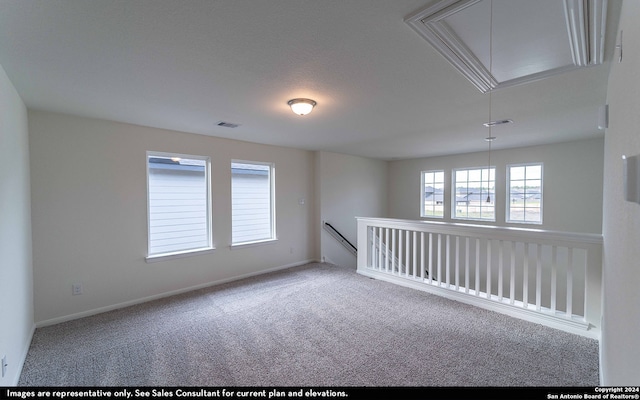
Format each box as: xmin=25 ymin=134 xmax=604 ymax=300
xmin=583 ymin=248 xmax=588 ymax=323
xmin=567 ymin=247 xmax=574 ymax=317
xmin=376 ymin=227 xmax=382 ymax=269
xmin=486 ymin=239 xmax=492 ymax=300
xmin=475 ymin=238 xmax=480 ymax=297
xmin=384 ymin=228 xmax=390 ymax=273
xmin=437 ymin=234 xmax=442 ymax=286
xmin=428 ymin=233 xmax=433 ymax=285
xmin=405 ymin=230 xmax=410 ymax=278
xmin=446 ymin=234 xmax=451 ymax=287
xmin=465 ymin=237 xmax=470 ymax=294
xmin=411 ymin=231 xmax=418 ymax=279
xmin=536 ymin=244 xmax=542 ymax=312
xmin=398 ymin=229 xmax=404 ymax=275
xmin=455 ymin=236 xmax=460 ymax=291
xmin=391 ymin=229 xmax=396 ymax=273
xmin=551 ymin=245 xmax=558 ymax=313
xmin=377 ymin=227 xmax=380 ymax=270
xmin=510 ymin=241 xmax=516 ymax=305
xmin=371 ymin=227 xmax=382 ymax=271
xmin=523 ymin=243 xmax=529 ymax=308
xmin=498 ymin=240 xmax=504 ymax=301
xmin=420 ymin=232 xmax=425 ymax=280
xmin=368 ymin=226 xmax=373 ymax=268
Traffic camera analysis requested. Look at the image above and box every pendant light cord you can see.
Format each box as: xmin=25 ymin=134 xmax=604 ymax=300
xmin=486 ymin=0 xmax=494 ymax=204
xmin=488 ymin=0 xmax=493 ymax=134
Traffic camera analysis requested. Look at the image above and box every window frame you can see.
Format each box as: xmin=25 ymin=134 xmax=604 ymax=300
xmin=506 ymin=162 xmax=544 ymax=225
xmin=145 ymin=151 xmax=213 ymax=262
xmin=420 ymin=169 xmax=445 ymax=219
xmin=230 ymin=159 xmax=277 ymax=247
xmin=452 ymin=166 xmax=496 ymax=222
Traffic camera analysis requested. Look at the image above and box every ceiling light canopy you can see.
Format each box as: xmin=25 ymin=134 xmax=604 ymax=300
xmin=288 ymin=98 xmax=317 ymax=116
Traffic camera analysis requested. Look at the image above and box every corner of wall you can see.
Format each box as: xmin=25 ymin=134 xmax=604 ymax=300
xmin=600 ymin=0 xmax=640 ymax=385
xmin=0 ymin=64 xmax=35 ymax=386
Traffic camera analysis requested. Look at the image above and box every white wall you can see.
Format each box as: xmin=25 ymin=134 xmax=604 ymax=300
xmin=0 ymin=65 xmax=34 ymax=385
xmin=317 ymin=151 xmax=387 ymax=268
xmin=388 ymin=138 xmax=604 ymax=234
xmin=29 ymin=110 xmax=317 ymax=325
xmin=601 ymin=0 xmax=640 ymax=385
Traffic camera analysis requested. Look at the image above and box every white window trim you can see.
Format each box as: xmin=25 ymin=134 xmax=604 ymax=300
xmin=230 ymin=159 xmax=276 ymax=247
xmin=506 ymin=162 xmax=544 ymax=225
xmin=145 ymin=151 xmax=214 ymax=261
xmin=145 ymin=247 xmax=216 ymax=263
xmin=230 ymin=238 xmax=278 ymax=250
xmin=421 ymin=169 xmax=445 ymax=219
xmin=451 ymin=166 xmax=496 ymax=222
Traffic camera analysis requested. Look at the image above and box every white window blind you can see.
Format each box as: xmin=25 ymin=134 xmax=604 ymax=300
xmin=231 ymin=161 xmax=275 ymax=245
xmin=147 ymin=154 xmax=211 ymax=257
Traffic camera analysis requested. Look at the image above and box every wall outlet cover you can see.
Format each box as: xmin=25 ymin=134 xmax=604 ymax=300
xmin=72 ymin=283 xmax=83 ymax=295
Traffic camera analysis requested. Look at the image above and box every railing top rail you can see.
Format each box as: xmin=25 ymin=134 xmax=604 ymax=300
xmin=356 ymin=217 xmax=603 ymax=246
xmin=324 ymin=221 xmax=357 ymax=254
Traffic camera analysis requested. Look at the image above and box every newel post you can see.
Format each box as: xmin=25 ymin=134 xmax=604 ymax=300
xmin=356 ymin=218 xmax=370 ymax=273
xmin=584 ymin=242 xmax=603 ymax=330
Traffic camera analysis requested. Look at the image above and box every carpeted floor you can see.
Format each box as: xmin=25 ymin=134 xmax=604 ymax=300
xmin=18 ymin=262 xmax=599 ymax=387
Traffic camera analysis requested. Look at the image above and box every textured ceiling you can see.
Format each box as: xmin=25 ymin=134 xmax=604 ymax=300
xmin=0 ymin=0 xmax=622 ymax=160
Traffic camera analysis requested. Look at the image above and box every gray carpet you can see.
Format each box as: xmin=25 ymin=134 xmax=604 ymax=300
xmin=18 ymin=262 xmax=599 ymax=386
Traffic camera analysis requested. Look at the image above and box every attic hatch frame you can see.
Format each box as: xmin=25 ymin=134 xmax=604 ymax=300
xmin=404 ymin=0 xmax=608 ymax=93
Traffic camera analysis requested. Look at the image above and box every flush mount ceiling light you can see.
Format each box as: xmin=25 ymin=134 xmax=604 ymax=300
xmin=288 ymin=98 xmax=317 ymax=116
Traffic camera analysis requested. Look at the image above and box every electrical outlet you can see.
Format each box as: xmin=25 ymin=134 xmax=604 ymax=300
xmin=2 ymin=355 xmax=7 ymax=378
xmin=72 ymin=283 xmax=83 ymax=295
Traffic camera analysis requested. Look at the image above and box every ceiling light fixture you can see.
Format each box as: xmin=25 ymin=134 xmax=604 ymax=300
xmin=483 ymin=119 xmax=513 ymax=127
xmin=288 ymin=98 xmax=317 ymax=116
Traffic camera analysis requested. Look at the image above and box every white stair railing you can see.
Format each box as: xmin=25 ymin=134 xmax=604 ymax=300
xmin=356 ymin=217 xmax=603 ymax=338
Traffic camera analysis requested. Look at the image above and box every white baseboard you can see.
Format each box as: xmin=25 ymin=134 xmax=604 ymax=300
xmin=9 ymin=323 xmax=35 ymax=386
xmin=357 ymin=268 xmax=601 ymax=340
xmin=36 ymin=259 xmax=318 ymax=328
xmin=321 ymin=255 xmax=334 ymax=265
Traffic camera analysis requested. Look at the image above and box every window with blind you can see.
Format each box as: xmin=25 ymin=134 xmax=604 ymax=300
xmin=146 ymin=152 xmax=212 ymax=258
xmin=231 ymin=161 xmax=275 ymax=246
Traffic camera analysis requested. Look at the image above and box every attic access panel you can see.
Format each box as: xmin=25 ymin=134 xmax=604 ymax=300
xmin=405 ymin=0 xmax=608 ymax=93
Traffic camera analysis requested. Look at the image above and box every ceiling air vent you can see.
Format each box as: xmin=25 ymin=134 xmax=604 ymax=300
xmin=483 ymin=119 xmax=513 ymax=127
xmin=216 ymin=121 xmax=240 ymax=128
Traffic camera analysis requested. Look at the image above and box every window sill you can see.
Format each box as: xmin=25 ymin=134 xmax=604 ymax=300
xmin=506 ymin=220 xmax=543 ymax=226
xmin=452 ymin=218 xmax=496 ymax=223
xmin=230 ymin=238 xmax=278 ymax=250
xmin=145 ymin=247 xmax=216 ymax=263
